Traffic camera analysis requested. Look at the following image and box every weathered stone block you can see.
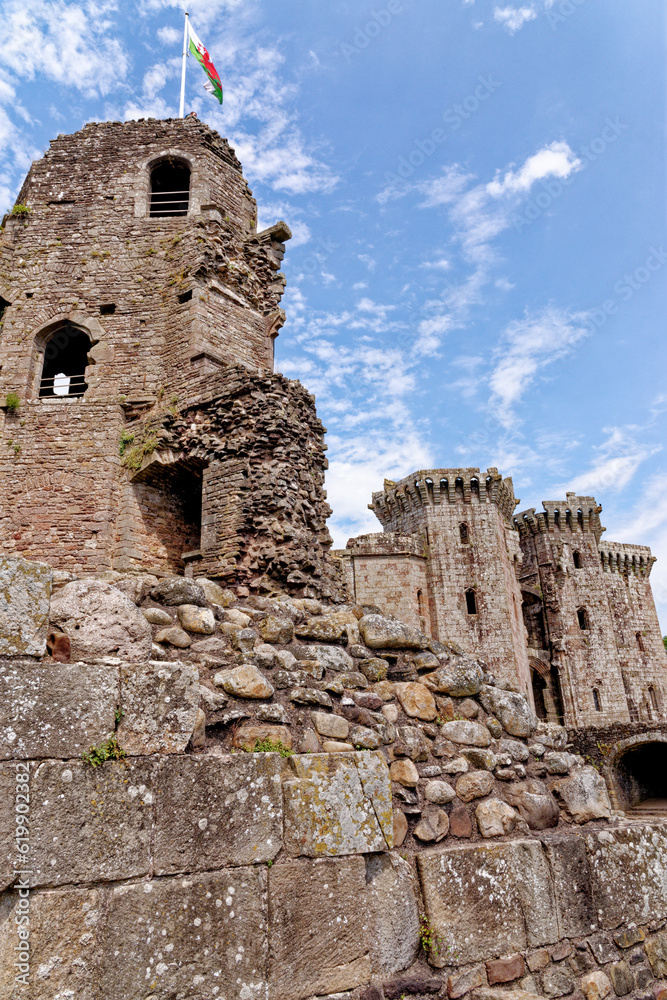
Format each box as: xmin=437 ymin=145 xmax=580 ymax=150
xmin=646 ymin=929 xmax=667 ymax=977
xmin=153 ymin=754 xmax=282 ymax=874
xmin=541 ymin=965 xmax=575 ymax=997
xmin=418 ymin=840 xmax=558 ymax=966
xmin=358 ymin=614 xmax=429 ymax=650
xmin=176 ymin=603 xmax=216 ymax=634
xmin=49 ymin=579 xmax=152 ymax=662
xmin=486 ymin=953 xmax=526 ymax=984
xmin=233 ymin=722 xmax=293 ymax=749
xmin=552 ymin=767 xmax=611 ymax=823
xmin=365 ymin=853 xmax=420 ymax=975
xmin=543 ymin=833 xmax=596 ymax=938
xmin=478 ymin=686 xmax=535 ymax=738
xmin=268 ymin=856 xmax=370 ymax=1000
xmin=102 ymin=868 xmax=268 ymax=1000
xmin=476 ymin=798 xmax=519 ymax=838
xmin=30 ymin=759 xmax=154 ymax=888
xmin=394 ymin=681 xmax=437 ymax=720
xmin=448 ymin=965 xmax=486 ymax=998
xmin=609 ymin=960 xmax=634 ymax=997
xmin=118 ymin=660 xmax=199 ymax=754
xmin=0 ymin=555 xmax=51 ymax=657
xmin=440 ymin=720 xmax=491 ymax=746
xmin=422 ymin=656 xmax=485 ymax=696
xmin=0 ymin=659 xmax=118 ymax=760
xmin=0 ymin=885 xmax=102 ymax=999
xmin=587 ymin=827 xmax=667 ymax=930
xmin=581 ymin=970 xmax=612 ymax=1000
xmin=283 ymin=751 xmax=392 ymax=857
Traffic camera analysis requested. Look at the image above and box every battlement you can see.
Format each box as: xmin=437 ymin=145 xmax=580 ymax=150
xmin=599 ymin=540 xmax=656 ymax=577
xmin=370 ymin=467 xmax=519 ymax=526
xmin=344 ymin=532 xmax=426 ymax=558
xmin=514 ymin=493 xmax=605 ymax=542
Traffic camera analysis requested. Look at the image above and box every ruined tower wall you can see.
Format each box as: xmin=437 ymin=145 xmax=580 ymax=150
xmin=366 ymin=470 xmax=532 ymax=697
xmin=600 ymin=541 xmax=667 ymax=722
xmin=517 ymin=501 xmax=632 ymax=727
xmin=338 ymin=532 xmax=430 ymax=631
xmin=0 ymin=120 xmax=305 ymax=584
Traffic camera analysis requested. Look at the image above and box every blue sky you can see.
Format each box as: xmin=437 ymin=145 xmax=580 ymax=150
xmin=1 ymin=0 xmax=666 ymax=624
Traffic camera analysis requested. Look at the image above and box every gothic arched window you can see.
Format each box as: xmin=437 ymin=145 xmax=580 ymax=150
xmin=149 ymin=158 xmax=190 ymax=217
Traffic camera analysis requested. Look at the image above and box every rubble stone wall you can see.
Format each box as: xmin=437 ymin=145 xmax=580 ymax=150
xmin=2 ymin=558 xmax=667 ymax=1000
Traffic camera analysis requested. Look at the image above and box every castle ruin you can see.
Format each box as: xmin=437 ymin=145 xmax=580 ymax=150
xmin=340 ymin=470 xmax=666 ymax=729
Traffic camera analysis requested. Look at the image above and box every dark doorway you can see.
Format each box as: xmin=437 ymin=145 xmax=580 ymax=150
xmin=532 ymin=670 xmax=548 ymax=721
xmin=40 ymin=325 xmax=90 ymax=397
xmin=615 ymin=742 xmax=667 ymax=812
xmin=150 ymin=159 xmax=190 ymax=217
xmin=465 ymin=589 xmax=477 ymax=615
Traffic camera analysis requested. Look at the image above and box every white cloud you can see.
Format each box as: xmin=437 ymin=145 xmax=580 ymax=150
xmin=157 ymin=26 xmax=181 ymax=44
xmin=357 ymin=254 xmax=377 ymax=272
xmin=488 ymin=305 xmax=593 ymax=426
xmin=486 ymin=142 xmax=582 ymax=197
xmin=0 ymin=0 xmax=129 ymax=97
xmin=493 ymin=6 xmax=537 ymax=33
xmin=561 ymin=427 xmax=662 ymax=496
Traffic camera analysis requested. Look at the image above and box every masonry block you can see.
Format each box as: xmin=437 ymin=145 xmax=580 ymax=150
xmin=0 ymin=556 xmax=51 ymax=657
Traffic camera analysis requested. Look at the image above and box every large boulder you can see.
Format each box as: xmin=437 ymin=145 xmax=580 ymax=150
xmin=49 ymin=580 xmax=152 ymax=663
xmin=358 ymin=614 xmax=430 ymax=650
xmin=504 ymin=778 xmax=560 ymax=830
xmin=150 ymin=576 xmax=207 ymax=607
xmin=551 ymin=766 xmax=611 ymax=823
xmin=0 ymin=555 xmax=52 ymax=657
xmin=478 ymin=685 xmax=536 ymax=738
xmin=421 ymin=655 xmax=485 ymax=697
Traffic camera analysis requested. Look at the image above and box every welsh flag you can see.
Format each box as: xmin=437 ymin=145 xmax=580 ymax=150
xmin=188 ymin=21 xmax=223 ymax=104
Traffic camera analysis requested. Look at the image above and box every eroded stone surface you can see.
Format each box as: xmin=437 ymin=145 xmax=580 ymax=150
xmin=0 ymin=555 xmax=52 ymax=657
xmin=422 ymin=657 xmax=485 ymax=697
xmin=153 ymin=754 xmax=283 ymax=873
xmin=552 ymin=767 xmax=611 ymax=823
xmin=30 ymin=759 xmax=154 ymax=888
xmin=49 ymin=579 xmax=152 ymax=663
xmin=478 ymin=686 xmax=536 ymax=738
xmin=118 ymin=660 xmax=199 ymax=755
xmin=268 ymin=856 xmax=370 ymax=1000
xmin=418 ymin=840 xmax=558 ymax=966
xmin=102 ymin=868 xmax=268 ymax=1000
xmin=176 ymin=603 xmax=216 ymax=634
xmin=213 ymin=662 xmax=274 ymax=699
xmin=587 ymin=827 xmax=667 ymax=930
xmin=283 ymin=751 xmax=392 ymax=857
xmin=365 ymin=853 xmax=420 ymax=975
xmin=0 ymin=659 xmax=118 ymax=760
xmin=394 ymin=681 xmax=437 ymax=721
xmin=359 ymin=614 xmax=429 ymax=650
xmin=440 ymin=720 xmax=491 ymax=746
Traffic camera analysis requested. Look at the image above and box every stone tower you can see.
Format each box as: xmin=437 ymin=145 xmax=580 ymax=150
xmin=516 ymin=495 xmax=666 ymax=727
xmin=341 ymin=468 xmax=532 ymax=697
xmin=0 ymin=118 xmax=339 ymax=597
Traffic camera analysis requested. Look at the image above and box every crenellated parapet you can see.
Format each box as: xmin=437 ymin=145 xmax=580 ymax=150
xmin=369 ymin=467 xmax=520 ymax=527
xmin=599 ymin=540 xmax=656 ymax=578
xmin=345 ymin=532 xmax=427 ymax=558
xmin=514 ymin=492 xmax=605 ymax=542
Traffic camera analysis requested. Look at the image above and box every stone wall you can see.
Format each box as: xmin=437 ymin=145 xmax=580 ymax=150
xmin=2 ymin=557 xmax=667 ymax=999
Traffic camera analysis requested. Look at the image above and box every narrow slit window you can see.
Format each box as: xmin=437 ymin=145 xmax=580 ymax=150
xmin=649 ymin=686 xmax=659 ymax=712
xmin=577 ymin=608 xmax=589 ymax=631
xmin=593 ymin=688 xmax=601 ymax=711
xmin=465 ymin=589 xmax=477 ymax=615
xmin=459 ymin=522 xmax=469 ymax=543
xmin=636 ymin=632 xmax=644 ymax=651
xmin=149 ymin=159 xmax=190 ymax=218
xmin=573 ymin=550 xmax=582 ymax=568
xmin=39 ymin=325 xmax=90 ymax=398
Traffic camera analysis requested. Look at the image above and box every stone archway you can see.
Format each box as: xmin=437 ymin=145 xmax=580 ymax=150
xmin=609 ymin=735 xmax=667 ymax=815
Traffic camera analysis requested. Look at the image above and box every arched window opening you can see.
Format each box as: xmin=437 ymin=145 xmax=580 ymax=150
xmin=553 ymin=509 xmax=560 ymax=527
xmin=573 ymin=550 xmax=582 ymax=569
xmin=577 ymin=509 xmax=584 ymax=527
xmin=465 ymin=588 xmax=477 ymax=615
xmin=649 ymin=686 xmax=659 ymax=713
xmin=39 ymin=325 xmax=90 ymax=398
xmin=577 ymin=607 xmax=589 ymax=630
xmin=150 ymin=159 xmax=190 ymax=217
xmin=470 ymin=478 xmax=479 ymax=497
xmin=455 ymin=476 xmax=464 ymax=498
xmin=532 ymin=670 xmax=548 ymax=721
xmin=565 ymin=510 xmax=572 ymax=527
xmin=636 ymin=631 xmax=645 ymax=652
xmin=592 ymin=688 xmax=601 ymax=712
xmin=459 ymin=522 xmax=469 ymax=544
xmin=417 ymin=589 xmax=425 ymax=617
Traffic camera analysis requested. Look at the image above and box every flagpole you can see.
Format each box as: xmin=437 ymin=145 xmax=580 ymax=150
xmin=179 ymin=12 xmax=189 ymax=118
